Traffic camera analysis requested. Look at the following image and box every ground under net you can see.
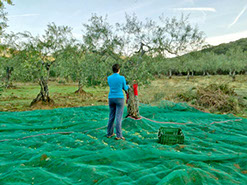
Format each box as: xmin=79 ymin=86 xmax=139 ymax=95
xmin=0 ymin=100 xmax=247 ymax=185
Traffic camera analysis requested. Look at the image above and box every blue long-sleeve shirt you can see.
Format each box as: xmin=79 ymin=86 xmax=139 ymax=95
xmin=107 ymin=73 xmax=129 ymax=99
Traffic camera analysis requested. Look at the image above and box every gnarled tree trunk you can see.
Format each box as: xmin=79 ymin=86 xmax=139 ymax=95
xmin=232 ymin=70 xmax=236 ymax=82
xmin=75 ymin=79 xmax=86 ymax=94
xmin=186 ymin=71 xmax=190 ymax=80
xmin=126 ymin=85 xmax=140 ymax=119
xmin=5 ymin=67 xmax=14 ymax=88
xmin=30 ymin=60 xmax=54 ymax=106
xmin=168 ymin=69 xmax=172 ymax=79
xmin=30 ymin=76 xmax=54 ymax=106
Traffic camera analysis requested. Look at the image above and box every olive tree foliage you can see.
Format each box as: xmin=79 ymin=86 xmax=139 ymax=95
xmin=225 ymin=47 xmax=247 ymax=81
xmin=0 ymin=0 xmax=12 ymax=36
xmin=83 ymin=14 xmax=124 ymax=57
xmin=18 ymin=23 xmax=74 ymax=105
xmin=153 ymin=14 xmax=205 ymax=56
xmin=1 ymin=33 xmax=20 ymax=87
xmin=1 ymin=12 xmax=209 ymax=90
xmin=117 ymin=14 xmax=156 ymax=56
xmin=115 ymin=14 xmax=157 ymax=84
xmin=115 ymin=13 xmax=205 ymax=81
xmin=82 ymin=14 xmax=124 ymax=86
xmin=55 ymin=43 xmax=91 ymax=93
xmin=0 ymin=0 xmax=13 ymax=87
xmin=0 ymin=57 xmax=7 ymax=87
xmin=177 ymin=54 xmax=193 ymax=80
xmin=184 ymin=51 xmax=204 ymax=77
xmin=244 ymin=51 xmax=247 ymax=74
xmin=153 ymin=14 xmax=205 ymax=79
xmin=196 ymin=52 xmax=218 ymax=76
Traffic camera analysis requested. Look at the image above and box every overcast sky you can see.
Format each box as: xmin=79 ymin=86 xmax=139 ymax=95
xmin=5 ymin=0 xmax=247 ymax=45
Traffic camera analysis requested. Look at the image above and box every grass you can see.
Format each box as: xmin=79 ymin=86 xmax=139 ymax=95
xmin=0 ymin=82 xmax=109 ymax=112
xmin=0 ymin=75 xmax=247 ymax=117
xmin=139 ymin=75 xmax=247 ymax=117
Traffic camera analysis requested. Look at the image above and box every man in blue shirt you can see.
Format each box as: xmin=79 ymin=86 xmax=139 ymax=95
xmin=107 ymin=64 xmax=129 ymax=140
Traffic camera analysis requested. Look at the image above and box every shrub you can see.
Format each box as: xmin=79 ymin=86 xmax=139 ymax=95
xmin=177 ymin=83 xmax=245 ymax=113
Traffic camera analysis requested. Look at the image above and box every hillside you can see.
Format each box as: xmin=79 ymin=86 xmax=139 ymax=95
xmin=203 ymin=37 xmax=247 ymax=54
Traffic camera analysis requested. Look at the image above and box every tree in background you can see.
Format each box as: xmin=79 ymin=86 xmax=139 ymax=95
xmin=153 ymin=14 xmax=205 ymax=79
xmin=55 ymin=43 xmax=90 ymax=94
xmin=82 ymin=14 xmax=124 ymax=86
xmin=0 ymin=32 xmax=22 ymax=88
xmin=4 ymin=11 xmax=246 ymax=94
xmin=198 ymin=52 xmax=219 ymax=76
xmin=0 ymin=0 xmax=13 ymax=36
xmin=179 ymin=55 xmax=193 ymax=80
xmin=225 ymin=47 xmax=246 ymax=81
xmin=0 ymin=0 xmax=13 ymax=87
xmin=20 ymin=23 xmax=74 ymax=106
xmin=117 ymin=14 xmax=155 ymax=84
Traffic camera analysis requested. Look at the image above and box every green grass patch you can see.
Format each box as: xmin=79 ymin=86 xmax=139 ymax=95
xmin=0 ymin=75 xmax=246 ymax=117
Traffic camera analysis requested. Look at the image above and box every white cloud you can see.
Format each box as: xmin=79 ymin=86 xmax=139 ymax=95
xmin=228 ymin=5 xmax=247 ymax=28
xmin=206 ymin=30 xmax=247 ymax=45
xmin=173 ymin=7 xmax=216 ymax=12
xmin=8 ymin=14 xmax=40 ymax=18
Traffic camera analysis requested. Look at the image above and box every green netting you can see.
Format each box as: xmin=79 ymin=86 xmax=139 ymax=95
xmin=0 ymin=101 xmax=247 ymax=184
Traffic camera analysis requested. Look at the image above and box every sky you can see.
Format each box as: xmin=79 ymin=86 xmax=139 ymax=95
xmin=4 ymin=0 xmax=247 ymax=46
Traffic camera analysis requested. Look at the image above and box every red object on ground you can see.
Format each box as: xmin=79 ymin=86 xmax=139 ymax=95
xmin=133 ymin=84 xmax=138 ymax=96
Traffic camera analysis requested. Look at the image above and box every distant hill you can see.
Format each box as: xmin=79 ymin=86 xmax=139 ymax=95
xmin=202 ymin=37 xmax=247 ymax=54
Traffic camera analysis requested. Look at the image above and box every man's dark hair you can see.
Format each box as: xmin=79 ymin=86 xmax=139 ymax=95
xmin=112 ymin=64 xmax=120 ymax=73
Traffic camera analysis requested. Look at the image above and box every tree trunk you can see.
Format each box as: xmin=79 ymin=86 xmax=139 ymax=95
xmin=191 ymin=71 xmax=194 ymax=78
xmin=232 ymin=70 xmax=236 ymax=82
xmin=206 ymin=72 xmax=210 ymax=77
xmin=30 ymin=60 xmax=55 ymax=106
xmin=5 ymin=67 xmax=14 ymax=88
xmin=30 ymin=76 xmax=54 ymax=106
xmin=126 ymin=85 xmax=140 ymax=119
xmin=186 ymin=71 xmax=190 ymax=80
xmin=203 ymin=71 xmax=206 ymax=76
xmin=168 ymin=70 xmax=172 ymax=79
xmin=229 ymin=70 xmax=232 ymax=76
xmin=75 ymin=79 xmax=86 ymax=94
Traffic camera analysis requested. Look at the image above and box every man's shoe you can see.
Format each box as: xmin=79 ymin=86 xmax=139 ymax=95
xmin=106 ymin=133 xmax=115 ymax=138
xmin=115 ymin=137 xmax=125 ymax=140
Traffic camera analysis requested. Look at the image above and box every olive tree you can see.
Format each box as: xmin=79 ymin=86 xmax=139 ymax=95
xmin=0 ymin=0 xmax=13 ymax=87
xmin=20 ymin=23 xmax=74 ymax=106
xmin=0 ymin=32 xmax=24 ymax=87
xmin=0 ymin=0 xmax=13 ymax=36
xmin=225 ymin=47 xmax=246 ymax=81
xmin=55 ymin=43 xmax=90 ymax=93
xmin=117 ymin=14 xmax=156 ymax=83
xmin=82 ymin=14 xmax=124 ymax=86
xmin=153 ymin=14 xmax=205 ymax=78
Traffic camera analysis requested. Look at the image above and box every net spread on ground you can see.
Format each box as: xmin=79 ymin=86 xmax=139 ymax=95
xmin=0 ymin=101 xmax=247 ymax=184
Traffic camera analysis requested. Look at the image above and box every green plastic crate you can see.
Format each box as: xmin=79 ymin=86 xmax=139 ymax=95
xmin=158 ymin=127 xmax=184 ymax=145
